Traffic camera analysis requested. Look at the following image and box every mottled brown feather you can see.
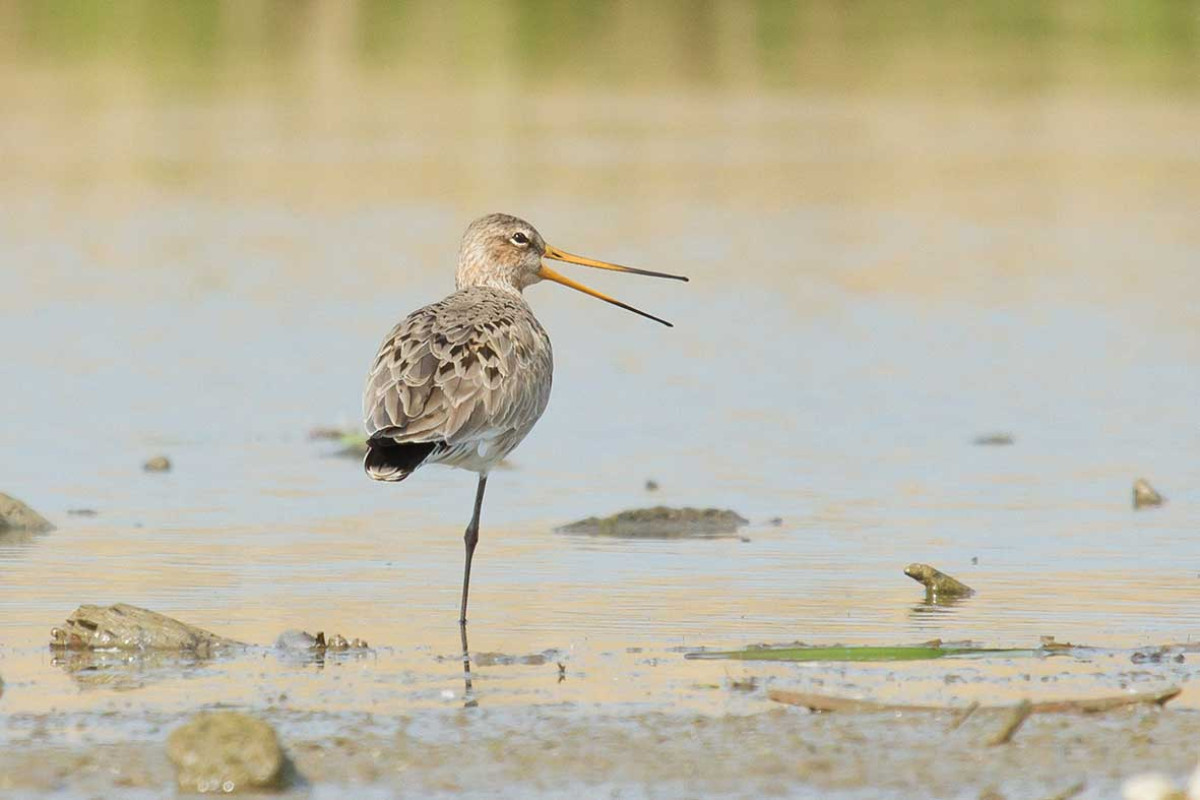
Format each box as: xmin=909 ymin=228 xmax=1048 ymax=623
xmin=363 ymin=286 xmax=553 ymax=475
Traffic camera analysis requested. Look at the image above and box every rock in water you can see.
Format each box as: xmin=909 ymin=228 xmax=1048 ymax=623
xmin=167 ymin=712 xmax=288 ymax=793
xmin=474 ymin=649 xmax=558 ymax=666
xmin=903 ymin=563 xmax=975 ymax=598
xmin=49 ymin=603 xmax=242 ymax=654
xmin=1133 ymin=478 xmax=1165 ymax=510
xmin=143 ymin=455 xmax=172 ymax=472
xmin=274 ymin=630 xmax=369 ymax=652
xmin=972 ymin=432 xmax=1015 ymax=446
xmin=275 ymin=629 xmax=323 ymax=652
xmin=557 ymin=506 xmax=749 ymax=538
xmin=0 ymin=492 xmax=54 ymax=532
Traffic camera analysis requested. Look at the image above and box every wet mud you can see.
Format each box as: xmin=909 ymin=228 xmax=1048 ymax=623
xmin=3 ymin=703 xmax=1200 ymax=798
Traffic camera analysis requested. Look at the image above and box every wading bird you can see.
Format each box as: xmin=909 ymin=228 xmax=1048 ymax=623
xmin=362 ymin=213 xmax=687 ymax=624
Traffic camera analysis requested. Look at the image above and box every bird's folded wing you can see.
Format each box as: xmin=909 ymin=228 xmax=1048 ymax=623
xmin=363 ymin=293 xmax=551 ymax=447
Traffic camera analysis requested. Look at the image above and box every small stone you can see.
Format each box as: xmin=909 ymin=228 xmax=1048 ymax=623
xmin=274 ymin=630 xmax=320 ymax=651
xmin=66 ymin=508 xmax=98 ymax=517
xmin=973 ymin=432 xmax=1015 ymax=446
xmin=167 ymin=711 xmax=289 ymax=793
xmin=903 ymin=563 xmax=975 ymax=598
xmin=768 ymin=517 xmax=784 ymax=527
xmin=644 ymin=479 xmax=660 ymax=491
xmin=1133 ymin=478 xmax=1164 ymax=510
xmin=0 ymin=492 xmax=55 ymax=533
xmin=275 ymin=630 xmax=368 ymax=653
xmin=143 ymin=456 xmax=172 ymax=473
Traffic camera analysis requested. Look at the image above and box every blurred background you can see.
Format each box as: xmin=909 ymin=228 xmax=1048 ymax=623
xmin=1 ymin=0 xmax=1199 ymax=710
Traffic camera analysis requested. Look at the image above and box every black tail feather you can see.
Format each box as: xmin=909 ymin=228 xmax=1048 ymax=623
xmin=364 ymin=438 xmax=440 ymax=482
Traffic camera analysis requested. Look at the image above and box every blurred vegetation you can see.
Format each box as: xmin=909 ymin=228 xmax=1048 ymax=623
xmin=1 ymin=0 xmax=1198 ymax=93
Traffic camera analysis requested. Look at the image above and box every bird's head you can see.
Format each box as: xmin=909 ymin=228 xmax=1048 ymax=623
xmin=455 ymin=213 xmax=688 ymax=326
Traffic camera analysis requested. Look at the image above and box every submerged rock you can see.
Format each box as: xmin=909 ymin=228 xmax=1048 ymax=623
xmin=1133 ymin=478 xmax=1165 ymax=510
xmin=49 ymin=603 xmax=242 ymax=655
xmin=904 ymin=563 xmax=975 ymax=599
xmin=167 ymin=711 xmax=289 ymax=793
xmin=0 ymin=492 xmax=55 ymax=533
xmin=143 ymin=455 xmax=172 ymax=472
xmin=308 ymin=426 xmax=348 ymax=440
xmin=474 ymin=650 xmax=559 ymax=667
xmin=973 ymin=432 xmax=1015 ymax=446
xmin=557 ymin=506 xmax=749 ymax=538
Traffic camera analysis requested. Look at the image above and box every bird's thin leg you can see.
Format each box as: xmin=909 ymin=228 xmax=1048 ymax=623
xmin=460 ymin=620 xmax=476 ymax=705
xmin=459 ymin=473 xmax=489 ymax=626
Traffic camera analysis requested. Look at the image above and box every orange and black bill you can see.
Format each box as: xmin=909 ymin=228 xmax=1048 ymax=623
xmin=539 ymin=244 xmax=689 ymax=327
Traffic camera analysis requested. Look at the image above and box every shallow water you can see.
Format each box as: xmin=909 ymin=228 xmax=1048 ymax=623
xmin=2 ymin=4 xmax=1200 ymax=797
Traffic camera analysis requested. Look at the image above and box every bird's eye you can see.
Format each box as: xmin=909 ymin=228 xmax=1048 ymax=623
xmin=510 ymin=232 xmax=530 ymax=246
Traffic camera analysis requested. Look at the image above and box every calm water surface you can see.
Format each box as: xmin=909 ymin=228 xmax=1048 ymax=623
xmin=1 ymin=26 xmax=1199 ymax=750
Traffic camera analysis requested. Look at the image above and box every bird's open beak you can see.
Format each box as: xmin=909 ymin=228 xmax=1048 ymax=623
xmin=538 ymin=244 xmax=689 ymax=327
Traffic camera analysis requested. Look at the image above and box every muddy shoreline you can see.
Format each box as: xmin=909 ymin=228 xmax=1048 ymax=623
xmin=4 ymin=622 xmax=1199 ymax=798
xmin=3 ymin=703 xmax=1197 ymax=798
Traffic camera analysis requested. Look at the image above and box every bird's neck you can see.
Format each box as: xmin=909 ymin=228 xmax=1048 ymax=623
xmin=455 ymin=264 xmax=525 ymax=295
